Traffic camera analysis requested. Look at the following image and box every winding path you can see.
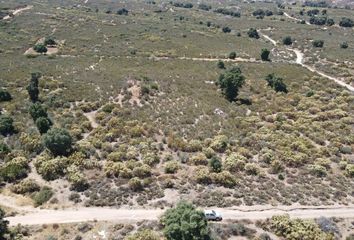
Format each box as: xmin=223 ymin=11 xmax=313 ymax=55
xmin=259 ymin=32 xmax=354 ymax=92
xmin=2 ymin=5 xmax=33 ymax=20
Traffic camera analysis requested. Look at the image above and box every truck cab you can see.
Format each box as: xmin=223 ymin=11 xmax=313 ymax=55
xmin=204 ymin=210 xmax=222 ymax=221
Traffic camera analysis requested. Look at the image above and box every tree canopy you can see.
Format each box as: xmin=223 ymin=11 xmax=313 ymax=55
xmin=43 ymin=128 xmax=73 ymax=156
xmin=217 ymin=67 xmax=246 ymax=101
xmin=161 ymin=202 xmax=210 ymax=240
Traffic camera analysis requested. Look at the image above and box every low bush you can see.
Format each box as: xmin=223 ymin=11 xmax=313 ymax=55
xmin=32 ymin=186 xmax=53 ymax=206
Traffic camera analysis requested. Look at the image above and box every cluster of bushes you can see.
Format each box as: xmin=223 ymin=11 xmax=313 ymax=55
xmin=339 ymin=17 xmax=354 ymax=27
xmin=309 ymin=16 xmax=334 ymax=26
xmin=252 ymin=9 xmax=273 ymax=18
xmin=33 ymin=37 xmax=56 ymax=54
xmin=0 ymin=115 xmax=15 ymax=136
xmin=265 ymin=215 xmax=334 ymax=239
xmin=198 ymin=4 xmax=211 ymax=11
xmin=117 ymin=8 xmax=128 ymax=15
xmin=0 ymin=157 xmax=29 ymax=182
xmin=247 ymin=28 xmax=259 ymax=39
xmin=29 ymin=103 xmax=52 ymax=134
xmin=303 ymin=1 xmax=329 ymax=8
xmin=171 ymin=2 xmax=193 ymax=8
xmin=214 ymin=8 xmax=241 ymax=17
xmin=265 ymin=74 xmax=288 ymax=93
xmin=282 ymin=36 xmax=292 ymax=45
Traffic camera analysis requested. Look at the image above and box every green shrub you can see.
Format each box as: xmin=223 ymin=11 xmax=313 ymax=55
xmin=0 ymin=115 xmax=15 ymax=136
xmin=313 ymin=40 xmax=324 ymax=48
xmin=0 ymin=142 xmax=10 ymax=158
xmin=282 ymin=36 xmax=292 ymax=45
xmin=161 ymin=202 xmax=210 ymax=240
xmin=0 ymin=208 xmax=9 ymax=240
xmin=33 ymin=44 xmax=47 ymax=53
xmin=223 ymin=153 xmax=246 ymax=172
xmin=210 ymin=135 xmax=228 ymax=153
xmin=209 ymin=156 xmax=222 ymax=173
xmin=43 ymin=128 xmax=73 ymax=156
xmin=217 ymin=61 xmax=225 ymax=69
xmin=265 ymin=74 xmax=288 ymax=93
xmin=32 ymin=186 xmax=53 ymax=207
xmin=36 ymin=117 xmax=52 ymax=134
xmin=345 ymin=164 xmax=354 ymax=177
xmin=269 ymin=215 xmax=334 ymax=239
xmin=261 ymin=48 xmax=270 ymax=61
xmin=211 ymin=171 xmax=237 ymax=187
xmin=190 ymin=153 xmax=208 ymax=165
xmin=340 ymin=42 xmax=348 ymax=49
xmin=165 ymin=161 xmax=179 ymax=174
xmin=44 ymin=37 xmax=56 ymax=46
xmin=0 ymin=89 xmax=12 ymax=102
xmin=228 ymin=51 xmax=237 ymax=59
xmin=133 ymin=164 xmax=152 ymax=178
xmin=35 ymin=155 xmax=68 ymax=180
xmin=0 ymin=157 xmax=28 ymax=182
xmin=126 ymin=229 xmax=160 ymax=240
xmin=247 ymin=28 xmax=259 ymax=39
xmin=29 ymin=103 xmax=48 ymax=121
xmin=308 ymin=164 xmax=327 ymax=177
xmin=128 ymin=177 xmax=143 ymax=191
xmin=67 ymin=166 xmax=89 ymax=191
xmin=244 ymin=163 xmax=260 ymax=175
xmin=10 ymin=179 xmax=40 ymax=194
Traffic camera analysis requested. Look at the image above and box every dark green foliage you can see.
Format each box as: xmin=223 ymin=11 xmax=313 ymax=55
xmin=339 ymin=17 xmax=353 ymax=27
xmin=282 ymin=36 xmax=292 ymax=45
xmin=0 ymin=208 xmax=9 ymax=240
xmin=44 ymin=37 xmax=56 ymax=46
xmin=214 ymin=8 xmax=240 ymax=17
xmin=0 ymin=89 xmax=12 ymax=102
xmin=0 ymin=142 xmax=10 ymax=158
xmin=32 ymin=186 xmax=53 ymax=207
xmin=33 ymin=44 xmax=48 ymax=53
xmin=217 ymin=67 xmax=245 ymax=101
xmin=313 ymin=40 xmax=324 ymax=48
xmin=307 ymin=9 xmax=319 ymax=16
xmin=36 ymin=117 xmax=52 ymax=134
xmin=228 ymin=52 xmax=237 ymax=59
xmin=222 ymin=26 xmax=231 ymax=33
xmin=43 ymin=128 xmax=73 ymax=156
xmin=29 ymin=103 xmax=48 ymax=121
xmin=117 ymin=8 xmax=129 ymax=15
xmin=161 ymin=202 xmax=210 ymax=240
xmin=0 ymin=115 xmax=15 ymax=136
xmin=340 ymin=42 xmax=348 ymax=49
xmin=209 ymin=157 xmax=222 ymax=173
xmin=265 ymin=74 xmax=288 ymax=93
xmin=304 ymin=1 xmax=329 ymax=8
xmin=0 ymin=158 xmax=28 ymax=183
xmin=217 ymin=61 xmax=225 ymax=69
xmin=27 ymin=72 xmax=41 ymax=102
xmin=172 ymin=2 xmax=193 ymax=8
xmin=247 ymin=28 xmax=259 ymax=39
xmin=198 ymin=4 xmax=211 ymax=11
xmin=326 ymin=18 xmax=335 ymax=26
xmin=261 ymin=48 xmax=270 ymax=61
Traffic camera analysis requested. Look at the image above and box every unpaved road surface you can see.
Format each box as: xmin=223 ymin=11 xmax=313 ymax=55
xmin=3 ymin=5 xmax=33 ymax=20
xmin=6 ymin=205 xmax=354 ymax=226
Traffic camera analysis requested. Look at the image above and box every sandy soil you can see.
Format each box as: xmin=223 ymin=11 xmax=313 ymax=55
xmin=5 ymin=204 xmax=354 ymax=226
xmin=3 ymin=5 xmax=33 ymax=20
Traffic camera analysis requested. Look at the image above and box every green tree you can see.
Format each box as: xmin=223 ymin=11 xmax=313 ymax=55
xmin=339 ymin=17 xmax=353 ymax=27
xmin=340 ymin=42 xmax=348 ymax=49
xmin=313 ymin=40 xmax=324 ymax=48
xmin=247 ymin=28 xmax=259 ymax=39
xmin=0 ymin=115 xmax=15 ymax=136
xmin=161 ymin=202 xmax=210 ymax=240
xmin=228 ymin=51 xmax=237 ymax=59
xmin=0 ymin=89 xmax=12 ymax=102
xmin=27 ymin=72 xmax=41 ymax=102
xmin=43 ymin=128 xmax=73 ymax=156
xmin=209 ymin=156 xmax=222 ymax=173
xmin=36 ymin=117 xmax=52 ymax=134
xmin=44 ymin=37 xmax=56 ymax=46
xmin=282 ymin=36 xmax=293 ymax=45
xmin=33 ymin=44 xmax=47 ymax=53
xmin=217 ymin=60 xmax=225 ymax=69
xmin=217 ymin=67 xmax=246 ymax=101
xmin=261 ymin=48 xmax=270 ymax=61
xmin=0 ymin=208 xmax=9 ymax=240
xmin=29 ymin=103 xmax=48 ymax=121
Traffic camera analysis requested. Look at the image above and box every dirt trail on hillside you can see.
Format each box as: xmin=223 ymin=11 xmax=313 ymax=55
xmin=260 ymin=32 xmax=354 ymax=92
xmin=3 ymin=5 xmax=33 ymax=20
xmin=284 ymin=12 xmax=311 ymax=25
xmin=5 ymin=204 xmax=354 ymax=226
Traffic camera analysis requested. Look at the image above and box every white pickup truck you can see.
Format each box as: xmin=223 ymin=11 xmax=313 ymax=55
xmin=204 ymin=210 xmax=222 ymax=221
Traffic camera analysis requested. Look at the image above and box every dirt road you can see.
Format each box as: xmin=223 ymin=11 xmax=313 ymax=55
xmin=3 ymin=5 xmax=33 ymax=20
xmin=5 ymin=205 xmax=354 ymax=226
